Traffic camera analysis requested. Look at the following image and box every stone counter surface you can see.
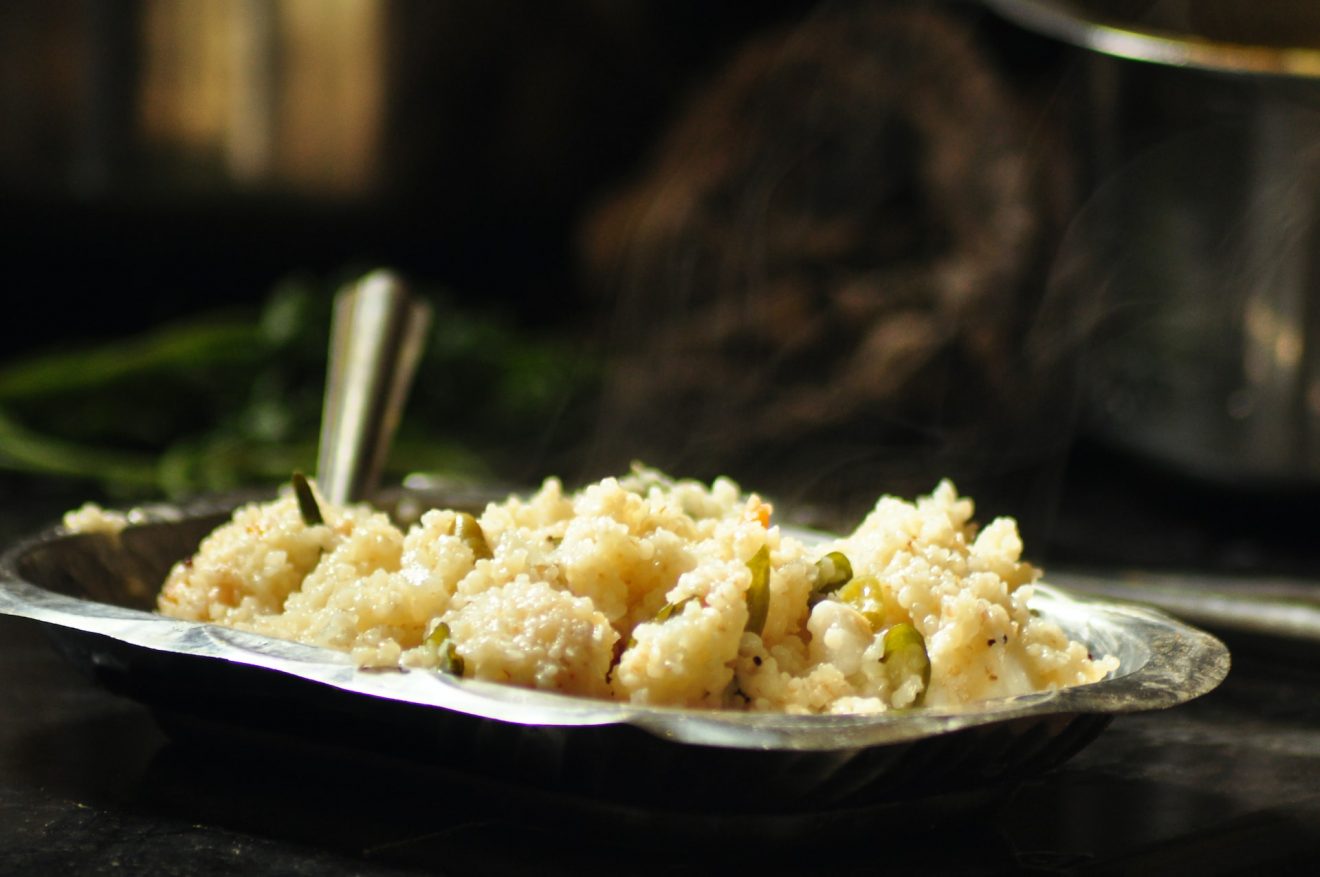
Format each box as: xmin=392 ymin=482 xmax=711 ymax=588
xmin=5 ymin=610 xmax=1320 ymax=875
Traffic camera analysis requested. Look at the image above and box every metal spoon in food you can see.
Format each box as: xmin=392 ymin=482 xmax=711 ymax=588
xmin=315 ymin=270 xmax=432 ymax=505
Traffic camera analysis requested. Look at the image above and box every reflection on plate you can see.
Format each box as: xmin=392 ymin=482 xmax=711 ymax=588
xmin=0 ymin=492 xmax=1229 ymax=818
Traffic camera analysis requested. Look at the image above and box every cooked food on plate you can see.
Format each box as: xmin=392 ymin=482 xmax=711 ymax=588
xmin=87 ymin=467 xmax=1116 ymax=713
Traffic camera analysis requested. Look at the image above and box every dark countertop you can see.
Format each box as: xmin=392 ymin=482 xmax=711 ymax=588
xmin=7 ymin=614 xmax=1320 ymax=876
xmin=5 ymin=456 xmax=1320 ymax=876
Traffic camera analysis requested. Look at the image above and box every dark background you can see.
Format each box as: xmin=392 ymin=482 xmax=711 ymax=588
xmin=0 ymin=0 xmax=1086 ymax=530
xmin=0 ymin=0 xmax=830 ymax=347
xmin=2 ymin=0 xmax=1318 ymax=569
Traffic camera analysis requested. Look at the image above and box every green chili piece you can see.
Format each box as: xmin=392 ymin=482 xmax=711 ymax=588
xmin=882 ymin=622 xmax=930 ymax=706
xmin=627 ymin=595 xmax=697 ymax=650
xmin=291 ymin=471 xmax=323 ymax=526
xmin=453 ymin=511 xmax=492 ymax=559
xmin=835 ymin=575 xmax=888 ymax=630
xmin=426 ymin=621 xmax=466 ymax=676
xmin=813 ymin=551 xmax=853 ymax=595
xmin=744 ymin=545 xmax=771 ymax=635
xmin=655 ymin=595 xmax=695 ymax=623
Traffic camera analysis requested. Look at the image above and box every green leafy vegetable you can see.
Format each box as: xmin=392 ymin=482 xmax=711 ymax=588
xmin=0 ymin=274 xmax=600 ymax=497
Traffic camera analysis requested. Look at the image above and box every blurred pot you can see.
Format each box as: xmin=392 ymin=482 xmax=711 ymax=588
xmin=987 ymin=0 xmax=1320 ymax=487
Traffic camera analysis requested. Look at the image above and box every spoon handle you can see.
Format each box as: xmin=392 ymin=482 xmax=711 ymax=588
xmin=316 ymin=270 xmax=432 ymax=505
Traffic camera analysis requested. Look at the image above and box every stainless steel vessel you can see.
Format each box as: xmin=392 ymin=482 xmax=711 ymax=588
xmin=988 ymin=0 xmax=1320 ymax=486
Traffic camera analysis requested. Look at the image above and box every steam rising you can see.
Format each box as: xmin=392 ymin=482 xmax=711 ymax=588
xmin=577 ymin=2 xmax=1080 ymax=527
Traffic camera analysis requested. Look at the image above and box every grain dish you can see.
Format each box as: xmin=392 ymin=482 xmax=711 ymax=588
xmin=141 ymin=468 xmax=1117 ymax=713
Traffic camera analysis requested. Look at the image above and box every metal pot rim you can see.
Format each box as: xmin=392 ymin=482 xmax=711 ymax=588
xmin=985 ymin=0 xmax=1320 ymax=78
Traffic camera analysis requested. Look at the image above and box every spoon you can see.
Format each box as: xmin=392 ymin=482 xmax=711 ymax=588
xmin=315 ymin=270 xmax=432 ymax=505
